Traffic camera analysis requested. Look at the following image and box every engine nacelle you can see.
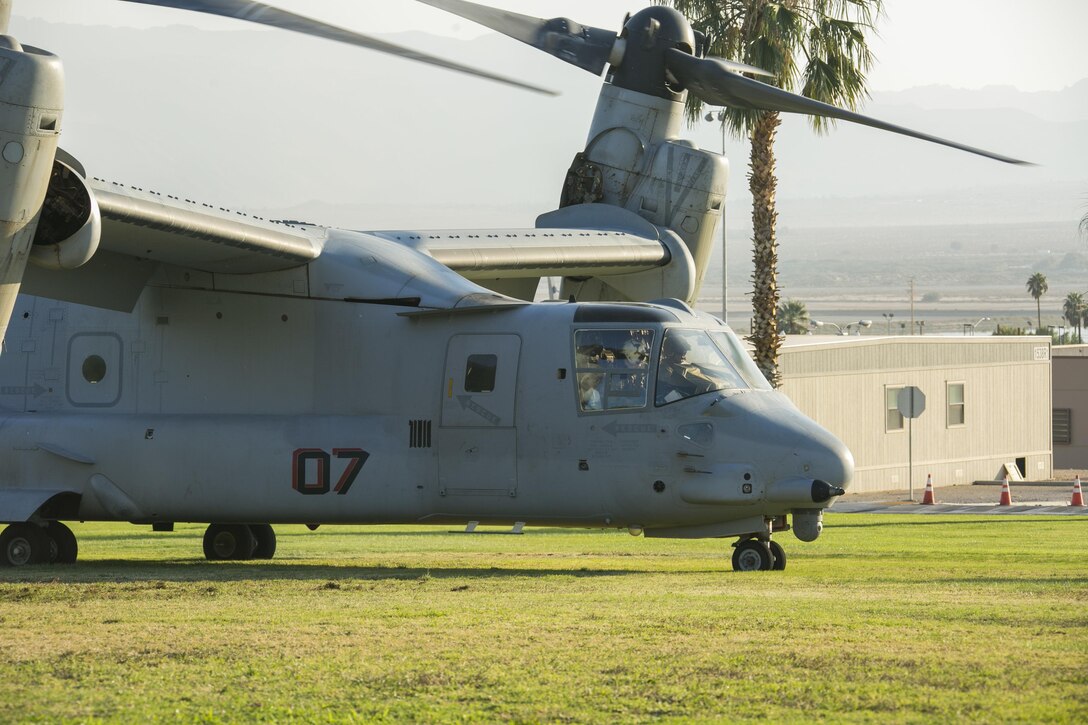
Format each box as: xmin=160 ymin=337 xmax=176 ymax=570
xmin=30 ymin=158 xmax=101 ymax=270
xmin=0 ymin=36 xmax=63 ymax=344
xmin=559 ymin=83 xmax=727 ymax=304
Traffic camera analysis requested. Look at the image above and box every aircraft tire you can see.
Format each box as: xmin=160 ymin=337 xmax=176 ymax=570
xmin=203 ymin=524 xmax=256 ymax=561
xmin=249 ymin=524 xmax=277 ymax=559
xmin=0 ymin=523 xmax=51 ymax=566
xmin=731 ymin=540 xmax=773 ymax=572
xmin=768 ymin=540 xmax=786 ymax=571
xmin=46 ymin=521 xmax=78 ymax=564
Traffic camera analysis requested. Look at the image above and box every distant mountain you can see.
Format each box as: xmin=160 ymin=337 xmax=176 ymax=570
xmin=872 ymin=80 xmax=1088 ymax=122
xmin=726 ymin=102 xmax=1088 ymax=229
xmin=713 ymin=86 xmax=1087 ymax=231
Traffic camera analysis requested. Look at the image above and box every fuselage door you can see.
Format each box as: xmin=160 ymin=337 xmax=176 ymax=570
xmin=438 ymin=334 xmax=521 ymax=497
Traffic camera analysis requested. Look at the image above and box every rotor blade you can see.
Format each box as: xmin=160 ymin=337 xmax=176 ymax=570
xmin=667 ymin=49 xmax=1031 ymax=165
xmin=417 ymin=0 xmax=617 ymax=75
xmin=117 ymin=0 xmax=557 ymax=95
xmin=715 ymin=59 xmax=775 ymax=79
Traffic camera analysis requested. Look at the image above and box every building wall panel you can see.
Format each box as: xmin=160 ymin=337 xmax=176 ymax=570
xmin=779 ymin=337 xmax=1052 ymax=493
xmin=1053 ymin=355 xmax=1088 ymax=469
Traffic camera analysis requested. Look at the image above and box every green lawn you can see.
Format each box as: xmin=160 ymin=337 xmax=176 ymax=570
xmin=1 ymin=516 xmax=1085 ymax=723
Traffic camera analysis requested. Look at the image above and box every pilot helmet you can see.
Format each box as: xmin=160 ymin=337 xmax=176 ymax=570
xmin=622 ymin=338 xmax=647 ymax=363
xmin=662 ymin=333 xmax=687 ymax=360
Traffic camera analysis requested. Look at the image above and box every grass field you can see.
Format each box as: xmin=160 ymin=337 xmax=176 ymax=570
xmin=1 ymin=516 xmax=1086 ymax=723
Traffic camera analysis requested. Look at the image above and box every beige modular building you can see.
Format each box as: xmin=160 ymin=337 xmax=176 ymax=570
xmin=777 ymin=335 xmax=1053 ymax=494
xmin=1052 ymin=344 xmax=1088 ymax=469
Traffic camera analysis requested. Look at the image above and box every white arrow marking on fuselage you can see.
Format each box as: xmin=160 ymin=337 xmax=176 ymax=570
xmin=0 ymin=383 xmax=46 ymax=397
xmin=457 ymin=395 xmax=501 ymax=425
xmin=602 ymin=420 xmax=658 ymax=437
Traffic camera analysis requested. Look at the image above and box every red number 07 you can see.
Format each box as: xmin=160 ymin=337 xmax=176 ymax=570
xmin=292 ymin=448 xmax=370 ymax=495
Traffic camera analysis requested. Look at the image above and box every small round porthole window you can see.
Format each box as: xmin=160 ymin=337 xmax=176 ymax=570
xmin=82 ymin=355 xmax=107 ymax=384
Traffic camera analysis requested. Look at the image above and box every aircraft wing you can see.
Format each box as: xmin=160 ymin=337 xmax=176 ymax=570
xmin=382 ymin=228 xmax=668 ymax=280
xmin=22 ymin=174 xmax=676 ymax=312
xmin=90 ymin=180 xmax=326 ymax=274
xmin=381 ymin=202 xmax=674 ymax=281
xmin=87 ymin=181 xmax=667 ymax=279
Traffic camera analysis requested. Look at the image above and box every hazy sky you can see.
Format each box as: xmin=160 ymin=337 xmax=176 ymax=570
xmin=18 ymin=0 xmax=1088 ymax=92
xmin=12 ymin=0 xmax=1085 ymax=234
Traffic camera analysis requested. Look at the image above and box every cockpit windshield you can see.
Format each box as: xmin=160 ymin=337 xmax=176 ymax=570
xmin=708 ymin=330 xmax=773 ymax=391
xmin=655 ymin=328 xmax=748 ymax=406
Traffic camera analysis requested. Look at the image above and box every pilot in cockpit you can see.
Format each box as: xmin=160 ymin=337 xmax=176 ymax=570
xmin=656 ymin=332 xmax=716 ymax=405
xmin=579 ymin=372 xmax=604 ymax=410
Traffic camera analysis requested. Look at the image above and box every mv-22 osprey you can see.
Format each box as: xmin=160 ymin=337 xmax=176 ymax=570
xmin=0 ymin=0 xmax=1024 ymax=570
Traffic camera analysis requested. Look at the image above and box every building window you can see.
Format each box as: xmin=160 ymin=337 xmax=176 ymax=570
xmin=885 ymin=385 xmax=904 ymax=432
xmin=947 ymin=382 xmax=965 ymax=427
xmin=1054 ymin=408 xmax=1072 ymax=445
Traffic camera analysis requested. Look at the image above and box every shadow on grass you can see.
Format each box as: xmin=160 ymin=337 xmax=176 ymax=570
xmin=74 ymin=528 xmax=619 ymax=543
xmin=0 ymin=561 xmax=661 ymax=585
xmin=938 ymin=576 xmax=1086 ymax=586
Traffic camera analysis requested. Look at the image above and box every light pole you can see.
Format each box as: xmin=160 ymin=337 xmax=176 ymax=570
xmin=965 ymin=317 xmax=990 ymax=336
xmin=811 ymin=319 xmax=845 ymax=335
xmin=846 ymin=320 xmax=873 ymax=335
xmin=706 ymin=110 xmax=728 ymax=324
xmin=882 ymin=312 xmax=895 ymax=334
xmin=916 ymin=320 xmax=926 ymax=335
xmin=909 ymin=278 xmax=915 ymax=335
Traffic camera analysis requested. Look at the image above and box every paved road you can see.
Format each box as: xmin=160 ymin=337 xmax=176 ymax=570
xmin=831 ymin=502 xmax=1088 ymax=516
xmin=833 ymin=483 xmax=1088 ymax=515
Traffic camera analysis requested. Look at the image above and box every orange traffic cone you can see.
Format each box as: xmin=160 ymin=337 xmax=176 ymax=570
xmin=1071 ymin=476 xmax=1085 ymax=507
xmin=999 ymin=475 xmax=1013 ymax=506
xmin=921 ymin=474 xmax=936 ymax=505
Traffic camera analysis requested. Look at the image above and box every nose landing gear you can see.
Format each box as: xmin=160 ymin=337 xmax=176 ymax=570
xmin=731 ymin=537 xmax=786 ymax=571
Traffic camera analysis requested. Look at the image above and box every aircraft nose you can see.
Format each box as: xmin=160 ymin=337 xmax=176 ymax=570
xmin=799 ymin=424 xmax=854 ymax=490
xmin=763 ymin=421 xmax=853 ymax=508
xmin=701 ymin=391 xmax=854 ymax=491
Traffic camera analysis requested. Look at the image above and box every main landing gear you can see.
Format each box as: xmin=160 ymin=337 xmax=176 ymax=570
xmin=731 ymin=537 xmax=786 ymax=572
xmin=202 ymin=523 xmax=277 ymax=561
xmin=0 ymin=522 xmax=78 ymax=566
xmin=0 ymin=522 xmax=278 ymax=564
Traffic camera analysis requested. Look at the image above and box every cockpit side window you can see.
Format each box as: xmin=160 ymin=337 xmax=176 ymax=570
xmin=656 ymin=328 xmax=748 ymax=406
xmin=573 ymin=328 xmax=655 ymax=412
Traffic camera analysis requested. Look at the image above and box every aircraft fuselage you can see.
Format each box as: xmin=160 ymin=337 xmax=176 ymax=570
xmin=0 ymin=265 xmax=851 ymax=542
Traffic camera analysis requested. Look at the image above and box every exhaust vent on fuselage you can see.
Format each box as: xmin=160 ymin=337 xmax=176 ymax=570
xmin=409 ymin=419 xmax=432 ymax=449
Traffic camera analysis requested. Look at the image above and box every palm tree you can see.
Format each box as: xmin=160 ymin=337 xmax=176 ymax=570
xmin=776 ymin=298 xmax=810 ymax=334
xmin=1063 ymin=291 xmax=1085 ymax=343
xmin=658 ymin=0 xmax=882 ymax=387
xmin=1081 ymin=299 xmax=1088 ymax=345
xmin=1025 ymin=272 xmax=1048 ymax=331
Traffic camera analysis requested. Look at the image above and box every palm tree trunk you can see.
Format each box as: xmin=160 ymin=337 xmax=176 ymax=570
xmin=748 ymin=112 xmax=782 ymax=387
xmin=1036 ymin=298 xmax=1041 ymax=330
